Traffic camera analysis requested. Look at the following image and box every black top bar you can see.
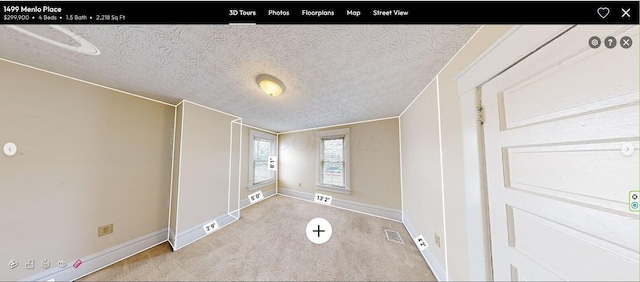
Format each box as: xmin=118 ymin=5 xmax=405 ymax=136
xmin=1 ymin=1 xmax=638 ymax=24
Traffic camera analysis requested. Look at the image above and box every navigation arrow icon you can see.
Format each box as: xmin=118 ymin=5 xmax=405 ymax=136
xmin=621 ymin=143 xmax=634 ymax=156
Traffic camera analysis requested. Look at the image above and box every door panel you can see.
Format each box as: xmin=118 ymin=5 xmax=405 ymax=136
xmin=506 ymin=141 xmax=639 ymax=212
xmin=482 ymin=25 xmax=639 ymax=281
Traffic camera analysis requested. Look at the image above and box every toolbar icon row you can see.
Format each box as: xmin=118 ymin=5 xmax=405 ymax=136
xmin=589 ymin=36 xmax=633 ymax=49
xmin=597 ymin=7 xmax=633 ymax=19
xmin=8 ymin=259 xmax=67 ymax=269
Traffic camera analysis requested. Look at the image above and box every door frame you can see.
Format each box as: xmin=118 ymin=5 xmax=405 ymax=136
xmin=454 ymin=24 xmax=573 ymax=281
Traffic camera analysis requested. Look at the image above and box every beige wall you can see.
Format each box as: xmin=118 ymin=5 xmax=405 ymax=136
xmin=169 ymin=103 xmax=183 ymax=243
xmin=170 ymin=106 xmax=276 ymax=243
xmin=171 ymin=112 xmax=274 ymax=230
xmin=174 ymin=102 xmax=237 ymax=234
xmin=0 ymin=60 xmax=174 ymax=281
xmin=400 ymin=25 xmax=512 ymax=281
xmin=278 ymin=118 xmax=401 ymax=210
xmin=228 ymin=121 xmax=242 ymax=213
xmin=400 ymin=82 xmax=447 ymax=268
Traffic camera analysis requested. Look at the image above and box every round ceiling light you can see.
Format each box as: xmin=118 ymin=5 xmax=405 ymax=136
xmin=6 ymin=25 xmax=100 ymax=55
xmin=256 ymin=74 xmax=284 ymax=96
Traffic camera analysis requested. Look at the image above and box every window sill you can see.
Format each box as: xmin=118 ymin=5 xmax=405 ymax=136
xmin=248 ymin=180 xmax=276 ymax=191
xmin=316 ymin=185 xmax=351 ymax=195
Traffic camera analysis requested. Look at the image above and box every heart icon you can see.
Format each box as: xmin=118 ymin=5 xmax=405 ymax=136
xmin=597 ymin=7 xmax=610 ymax=19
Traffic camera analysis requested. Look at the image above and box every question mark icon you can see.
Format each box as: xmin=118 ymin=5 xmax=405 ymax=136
xmin=604 ymin=36 xmax=616 ymax=48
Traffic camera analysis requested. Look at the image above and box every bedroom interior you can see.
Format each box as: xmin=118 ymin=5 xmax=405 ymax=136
xmin=0 ymin=23 xmax=637 ymax=281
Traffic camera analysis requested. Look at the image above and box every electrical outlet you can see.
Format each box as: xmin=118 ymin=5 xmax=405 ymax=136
xmin=434 ymin=233 xmax=441 ymax=248
xmin=98 ymin=224 xmax=113 ymax=237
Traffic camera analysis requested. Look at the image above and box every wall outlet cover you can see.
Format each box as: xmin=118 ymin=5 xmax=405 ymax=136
xmin=98 ymin=224 xmax=113 ymax=237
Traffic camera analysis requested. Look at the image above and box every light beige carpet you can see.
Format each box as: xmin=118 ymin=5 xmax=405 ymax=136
xmin=79 ymin=195 xmax=435 ymax=281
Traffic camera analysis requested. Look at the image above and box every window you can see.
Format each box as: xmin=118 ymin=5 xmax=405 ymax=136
xmin=316 ymin=128 xmax=350 ymax=193
xmin=249 ymin=130 xmax=277 ymax=189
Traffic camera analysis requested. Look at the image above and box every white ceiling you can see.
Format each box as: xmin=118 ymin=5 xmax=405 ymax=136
xmin=0 ymin=25 xmax=479 ymax=132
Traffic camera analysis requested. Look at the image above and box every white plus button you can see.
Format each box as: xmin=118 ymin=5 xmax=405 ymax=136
xmin=306 ymin=218 xmax=332 ymax=244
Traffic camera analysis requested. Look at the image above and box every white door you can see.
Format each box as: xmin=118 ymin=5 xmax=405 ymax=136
xmin=482 ymin=25 xmax=639 ymax=281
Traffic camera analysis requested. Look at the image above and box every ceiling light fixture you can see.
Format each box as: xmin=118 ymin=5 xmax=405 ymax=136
xmin=6 ymin=25 xmax=100 ymax=55
xmin=256 ymin=74 xmax=284 ymax=96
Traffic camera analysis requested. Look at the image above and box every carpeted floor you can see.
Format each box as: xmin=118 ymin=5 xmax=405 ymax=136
xmin=78 ymin=195 xmax=435 ymax=281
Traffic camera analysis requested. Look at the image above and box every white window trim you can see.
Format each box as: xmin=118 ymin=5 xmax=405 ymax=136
xmin=248 ymin=130 xmax=277 ymax=190
xmin=316 ymin=128 xmax=350 ymax=194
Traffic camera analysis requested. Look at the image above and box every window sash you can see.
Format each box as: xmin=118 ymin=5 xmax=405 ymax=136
xmin=316 ymin=128 xmax=349 ymax=192
xmin=254 ymin=139 xmax=272 ymax=159
xmin=253 ymin=160 xmax=272 ymax=184
xmin=321 ymin=161 xmax=344 ymax=187
xmin=321 ymin=137 xmax=345 ymax=187
xmin=250 ymin=130 xmax=276 ymax=186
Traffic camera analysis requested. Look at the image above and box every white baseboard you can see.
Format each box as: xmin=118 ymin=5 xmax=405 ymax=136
xmin=239 ymin=188 xmax=276 ymax=210
xmin=402 ymin=215 xmax=446 ymax=281
xmin=23 ymin=228 xmax=168 ymax=282
xmin=172 ymin=212 xmax=239 ymax=250
xmin=277 ymin=188 xmax=402 ymax=221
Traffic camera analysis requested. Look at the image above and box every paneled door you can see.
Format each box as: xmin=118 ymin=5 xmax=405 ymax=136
xmin=482 ymin=25 xmax=639 ymax=281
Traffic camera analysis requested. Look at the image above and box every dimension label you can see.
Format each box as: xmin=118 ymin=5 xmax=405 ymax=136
xmin=203 ymin=220 xmax=219 ymax=234
xmin=249 ymin=190 xmax=264 ymax=204
xmin=414 ymin=234 xmax=428 ymax=251
xmin=314 ymin=193 xmax=332 ymax=205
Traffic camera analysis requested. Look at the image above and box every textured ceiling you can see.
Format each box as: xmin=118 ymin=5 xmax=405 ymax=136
xmin=0 ymin=25 xmax=479 ymax=132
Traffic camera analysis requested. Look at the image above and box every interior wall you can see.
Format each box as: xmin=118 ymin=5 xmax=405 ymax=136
xmin=278 ymin=118 xmax=401 ymax=210
xmin=400 ymin=25 xmax=513 ymax=281
xmin=400 ymin=82 xmax=447 ymax=269
xmin=169 ymin=103 xmax=183 ymax=246
xmin=0 ymin=60 xmax=174 ymax=281
xmin=174 ymin=102 xmax=237 ymax=234
xmin=228 ymin=121 xmax=242 ymax=214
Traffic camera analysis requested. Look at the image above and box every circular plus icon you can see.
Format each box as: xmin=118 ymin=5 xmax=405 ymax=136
xmin=604 ymin=36 xmax=617 ymax=48
xmin=588 ymin=36 xmax=601 ymax=49
xmin=306 ymin=217 xmax=332 ymax=244
xmin=620 ymin=36 xmax=633 ymax=49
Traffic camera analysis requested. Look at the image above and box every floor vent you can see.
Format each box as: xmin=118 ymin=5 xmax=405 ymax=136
xmin=384 ymin=229 xmax=404 ymax=244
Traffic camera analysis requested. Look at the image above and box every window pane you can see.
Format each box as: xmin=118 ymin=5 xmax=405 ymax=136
xmin=255 ymin=139 xmax=272 ymax=160
xmin=323 ymin=139 xmax=343 ymax=162
xmin=254 ymin=138 xmax=273 ymax=184
xmin=322 ymin=162 xmax=344 ymax=187
xmin=254 ymin=160 xmax=271 ymax=183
